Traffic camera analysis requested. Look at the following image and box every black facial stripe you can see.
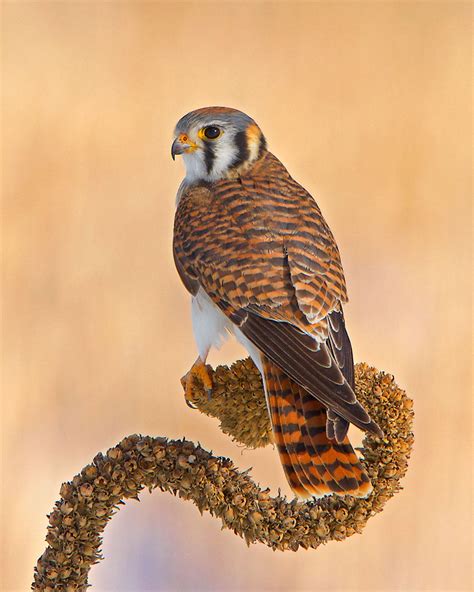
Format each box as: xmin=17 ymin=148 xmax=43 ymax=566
xmin=204 ymin=142 xmax=216 ymax=175
xmin=258 ymin=134 xmax=267 ymax=157
xmin=231 ymin=130 xmax=250 ymax=169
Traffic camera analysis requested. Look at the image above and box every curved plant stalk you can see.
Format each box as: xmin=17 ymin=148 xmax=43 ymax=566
xmin=32 ymin=360 xmax=414 ymax=591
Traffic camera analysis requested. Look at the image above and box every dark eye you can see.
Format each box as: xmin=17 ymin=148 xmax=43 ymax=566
xmin=203 ymin=126 xmax=221 ymax=140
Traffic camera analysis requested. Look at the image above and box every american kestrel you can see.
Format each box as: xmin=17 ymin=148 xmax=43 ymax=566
xmin=172 ymin=107 xmax=383 ymax=499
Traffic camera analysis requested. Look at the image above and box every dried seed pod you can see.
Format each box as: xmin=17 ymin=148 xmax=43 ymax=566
xmin=334 ymin=508 xmax=348 ymax=523
xmin=83 ymin=465 xmax=98 ymax=480
xmin=79 ymin=483 xmax=94 ymax=498
xmin=106 ymin=447 xmax=123 ymax=461
xmin=282 ymin=516 xmax=297 ymax=529
xmin=32 ymin=360 xmax=414 ymax=591
xmin=59 ymin=483 xmax=74 ymax=500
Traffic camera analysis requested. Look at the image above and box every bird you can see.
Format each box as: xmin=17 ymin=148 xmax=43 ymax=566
xmin=171 ymin=106 xmax=383 ymax=499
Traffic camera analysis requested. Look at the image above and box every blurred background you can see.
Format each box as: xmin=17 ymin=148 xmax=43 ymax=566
xmin=2 ymin=2 xmax=472 ymax=591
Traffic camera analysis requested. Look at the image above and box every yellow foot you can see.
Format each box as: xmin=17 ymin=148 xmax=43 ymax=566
xmin=180 ymin=358 xmax=213 ymax=408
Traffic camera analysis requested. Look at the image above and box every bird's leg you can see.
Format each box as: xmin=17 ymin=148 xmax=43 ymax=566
xmin=181 ymin=356 xmax=213 ymax=408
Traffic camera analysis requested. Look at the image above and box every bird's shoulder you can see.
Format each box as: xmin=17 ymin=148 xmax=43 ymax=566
xmin=175 ymin=152 xmax=323 ymax=232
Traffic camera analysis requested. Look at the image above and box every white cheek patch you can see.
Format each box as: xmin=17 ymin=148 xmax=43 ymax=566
xmin=208 ymin=137 xmax=238 ymax=181
xmin=181 ymin=126 xmax=240 ymax=183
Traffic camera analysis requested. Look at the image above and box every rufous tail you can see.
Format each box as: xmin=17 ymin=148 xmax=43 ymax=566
xmin=262 ymin=356 xmax=372 ymax=498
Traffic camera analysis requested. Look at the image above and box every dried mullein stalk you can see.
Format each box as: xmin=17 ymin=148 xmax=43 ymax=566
xmin=191 ymin=357 xmax=272 ymax=448
xmin=32 ymin=360 xmax=414 ymax=591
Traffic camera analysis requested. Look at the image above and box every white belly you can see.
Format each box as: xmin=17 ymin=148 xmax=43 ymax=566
xmin=191 ymin=289 xmax=264 ymax=375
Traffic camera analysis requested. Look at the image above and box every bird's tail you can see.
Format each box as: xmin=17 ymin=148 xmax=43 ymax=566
xmin=262 ymin=355 xmax=372 ymax=498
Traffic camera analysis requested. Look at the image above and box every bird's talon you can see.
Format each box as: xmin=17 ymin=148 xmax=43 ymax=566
xmin=182 ymin=358 xmax=213 ymax=408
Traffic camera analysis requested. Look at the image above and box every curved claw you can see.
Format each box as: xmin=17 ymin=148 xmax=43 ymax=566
xmin=185 ymin=397 xmax=198 ymax=410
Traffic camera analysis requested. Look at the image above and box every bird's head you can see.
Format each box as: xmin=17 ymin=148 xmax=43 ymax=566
xmin=171 ymin=107 xmax=267 ymax=182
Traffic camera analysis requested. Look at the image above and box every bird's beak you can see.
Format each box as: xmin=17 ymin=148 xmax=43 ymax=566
xmin=171 ymin=134 xmax=197 ymax=160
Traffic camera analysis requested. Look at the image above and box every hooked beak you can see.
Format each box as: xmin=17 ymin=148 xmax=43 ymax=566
xmin=171 ymin=133 xmax=197 ymax=160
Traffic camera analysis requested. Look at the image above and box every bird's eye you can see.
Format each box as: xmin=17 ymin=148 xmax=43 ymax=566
xmin=203 ymin=126 xmax=221 ymax=140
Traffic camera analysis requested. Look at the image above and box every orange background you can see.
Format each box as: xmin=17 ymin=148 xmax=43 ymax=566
xmin=2 ymin=2 xmax=472 ymax=591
